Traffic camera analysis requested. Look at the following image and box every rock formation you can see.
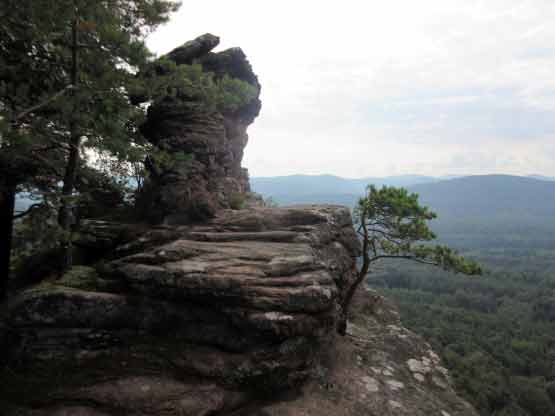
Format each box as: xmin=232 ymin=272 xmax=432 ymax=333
xmin=1 ymin=205 xmax=359 ymax=414
xmin=138 ymin=34 xmax=261 ymax=224
xmin=0 ymin=35 xmax=478 ymax=416
xmin=0 ymin=205 xmax=476 ymax=415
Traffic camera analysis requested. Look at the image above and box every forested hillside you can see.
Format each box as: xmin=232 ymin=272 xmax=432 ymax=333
xmin=370 ymin=258 xmax=555 ymax=416
xmin=411 ymin=175 xmax=555 ymax=250
xmin=253 ymin=174 xmax=555 ymax=249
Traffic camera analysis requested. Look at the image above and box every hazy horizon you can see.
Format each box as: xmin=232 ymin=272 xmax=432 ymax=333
xmin=250 ymin=172 xmax=554 ymax=180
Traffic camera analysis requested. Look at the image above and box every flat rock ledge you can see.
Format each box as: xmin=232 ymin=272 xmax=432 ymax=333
xmin=0 ymin=205 xmax=359 ymax=415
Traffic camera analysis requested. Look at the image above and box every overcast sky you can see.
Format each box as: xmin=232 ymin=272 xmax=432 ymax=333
xmin=147 ymin=0 xmax=555 ymax=178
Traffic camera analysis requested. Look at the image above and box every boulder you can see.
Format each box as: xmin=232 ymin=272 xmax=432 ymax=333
xmin=166 ymin=33 xmax=220 ymax=64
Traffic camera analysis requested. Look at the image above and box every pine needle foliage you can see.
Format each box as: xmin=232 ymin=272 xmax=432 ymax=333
xmin=136 ymin=59 xmax=258 ymax=113
xmin=340 ymin=185 xmax=481 ymax=332
xmin=0 ymin=0 xmax=182 ymax=296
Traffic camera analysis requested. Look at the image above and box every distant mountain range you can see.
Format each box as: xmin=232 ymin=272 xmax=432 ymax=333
xmin=250 ymin=174 xmax=440 ymax=206
xmin=251 ymin=174 xmax=555 ymax=249
xmin=527 ymin=174 xmax=555 ymax=181
xmin=251 ymin=174 xmax=555 ymax=205
xmin=15 ymin=173 xmax=555 ymax=249
xmin=410 ymin=174 xmax=555 ymax=218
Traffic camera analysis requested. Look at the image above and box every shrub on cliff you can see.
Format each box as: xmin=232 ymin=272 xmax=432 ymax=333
xmin=137 ymin=59 xmax=258 ymax=113
xmin=340 ymin=185 xmax=481 ymax=332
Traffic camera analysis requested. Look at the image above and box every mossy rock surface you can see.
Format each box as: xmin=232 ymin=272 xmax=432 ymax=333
xmin=57 ymin=266 xmax=103 ymax=291
xmin=56 ymin=266 xmax=124 ymax=293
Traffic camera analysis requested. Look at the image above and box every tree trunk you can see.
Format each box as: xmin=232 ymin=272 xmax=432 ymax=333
xmin=58 ymin=134 xmax=80 ymax=270
xmin=338 ymin=212 xmax=370 ymax=335
xmin=0 ymin=183 xmax=16 ymax=301
xmin=58 ymin=8 xmax=80 ymax=271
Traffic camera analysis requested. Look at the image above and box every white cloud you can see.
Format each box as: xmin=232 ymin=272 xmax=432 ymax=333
xmin=147 ymin=0 xmax=555 ymax=177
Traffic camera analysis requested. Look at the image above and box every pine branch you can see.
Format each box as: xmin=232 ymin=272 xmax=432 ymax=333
xmin=14 ymin=85 xmax=75 ymax=121
xmin=368 ymin=254 xmax=437 ymax=266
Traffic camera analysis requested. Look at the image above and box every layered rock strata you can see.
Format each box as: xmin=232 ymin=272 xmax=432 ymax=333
xmin=1 ymin=205 xmax=359 ymax=415
xmin=255 ymin=287 xmax=479 ymax=416
xmin=139 ymin=34 xmax=262 ymax=224
xmin=1 ymin=205 xmax=477 ymax=415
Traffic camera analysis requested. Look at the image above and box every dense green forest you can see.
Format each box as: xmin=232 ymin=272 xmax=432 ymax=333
xmin=368 ymin=244 xmax=555 ymax=416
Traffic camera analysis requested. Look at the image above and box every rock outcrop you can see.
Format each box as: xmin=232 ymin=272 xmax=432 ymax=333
xmin=1 ymin=205 xmax=359 ymax=415
xmin=1 ymin=205 xmax=477 ymax=416
xmin=254 ymin=287 xmax=479 ymax=416
xmin=138 ymin=34 xmax=261 ymax=224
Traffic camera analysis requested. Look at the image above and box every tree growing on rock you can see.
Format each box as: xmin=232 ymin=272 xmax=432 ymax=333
xmin=50 ymin=0 xmax=181 ymax=269
xmin=340 ymin=185 xmax=481 ymax=333
xmin=0 ymin=0 xmax=181 ymax=299
xmin=134 ymin=36 xmax=261 ymax=224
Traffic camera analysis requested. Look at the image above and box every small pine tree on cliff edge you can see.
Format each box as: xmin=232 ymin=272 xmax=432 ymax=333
xmin=339 ymin=185 xmax=481 ymax=334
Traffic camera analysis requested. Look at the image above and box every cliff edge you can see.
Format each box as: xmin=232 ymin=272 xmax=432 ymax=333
xmin=251 ymin=286 xmax=478 ymax=416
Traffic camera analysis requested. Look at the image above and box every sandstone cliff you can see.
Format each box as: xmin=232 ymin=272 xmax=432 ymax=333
xmin=0 ymin=35 xmax=477 ymax=416
xmin=138 ymin=34 xmax=261 ymax=224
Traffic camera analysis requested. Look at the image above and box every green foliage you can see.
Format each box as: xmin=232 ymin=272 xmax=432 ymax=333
xmin=56 ymin=266 xmax=99 ymax=291
xmin=56 ymin=265 xmax=122 ymax=292
xmin=369 ymin=249 xmax=555 ymax=416
xmin=546 ymin=382 xmax=555 ymax=402
xmin=1 ymin=0 xmax=181 ymax=171
xmin=138 ymin=59 xmax=258 ymax=113
xmin=148 ymin=148 xmax=192 ymax=172
xmin=339 ymin=185 xmax=481 ymax=324
xmin=77 ymin=165 xmax=132 ymax=216
xmin=11 ymin=202 xmax=66 ymax=269
xmin=0 ymin=0 xmax=181 ymax=283
xmin=1 ymin=0 xmax=180 ymax=153
xmin=229 ymin=192 xmax=246 ymax=210
xmin=355 ymin=185 xmax=481 ymax=275
xmin=212 ymin=75 xmax=259 ymax=112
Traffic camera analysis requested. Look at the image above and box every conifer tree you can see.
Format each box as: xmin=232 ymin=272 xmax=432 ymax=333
xmin=340 ymin=185 xmax=481 ymax=333
xmin=0 ymin=0 xmax=181 ymax=299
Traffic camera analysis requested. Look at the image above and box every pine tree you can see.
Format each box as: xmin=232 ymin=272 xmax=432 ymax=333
xmin=340 ymin=185 xmax=481 ymax=333
xmin=0 ymin=0 xmax=181 ymax=299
